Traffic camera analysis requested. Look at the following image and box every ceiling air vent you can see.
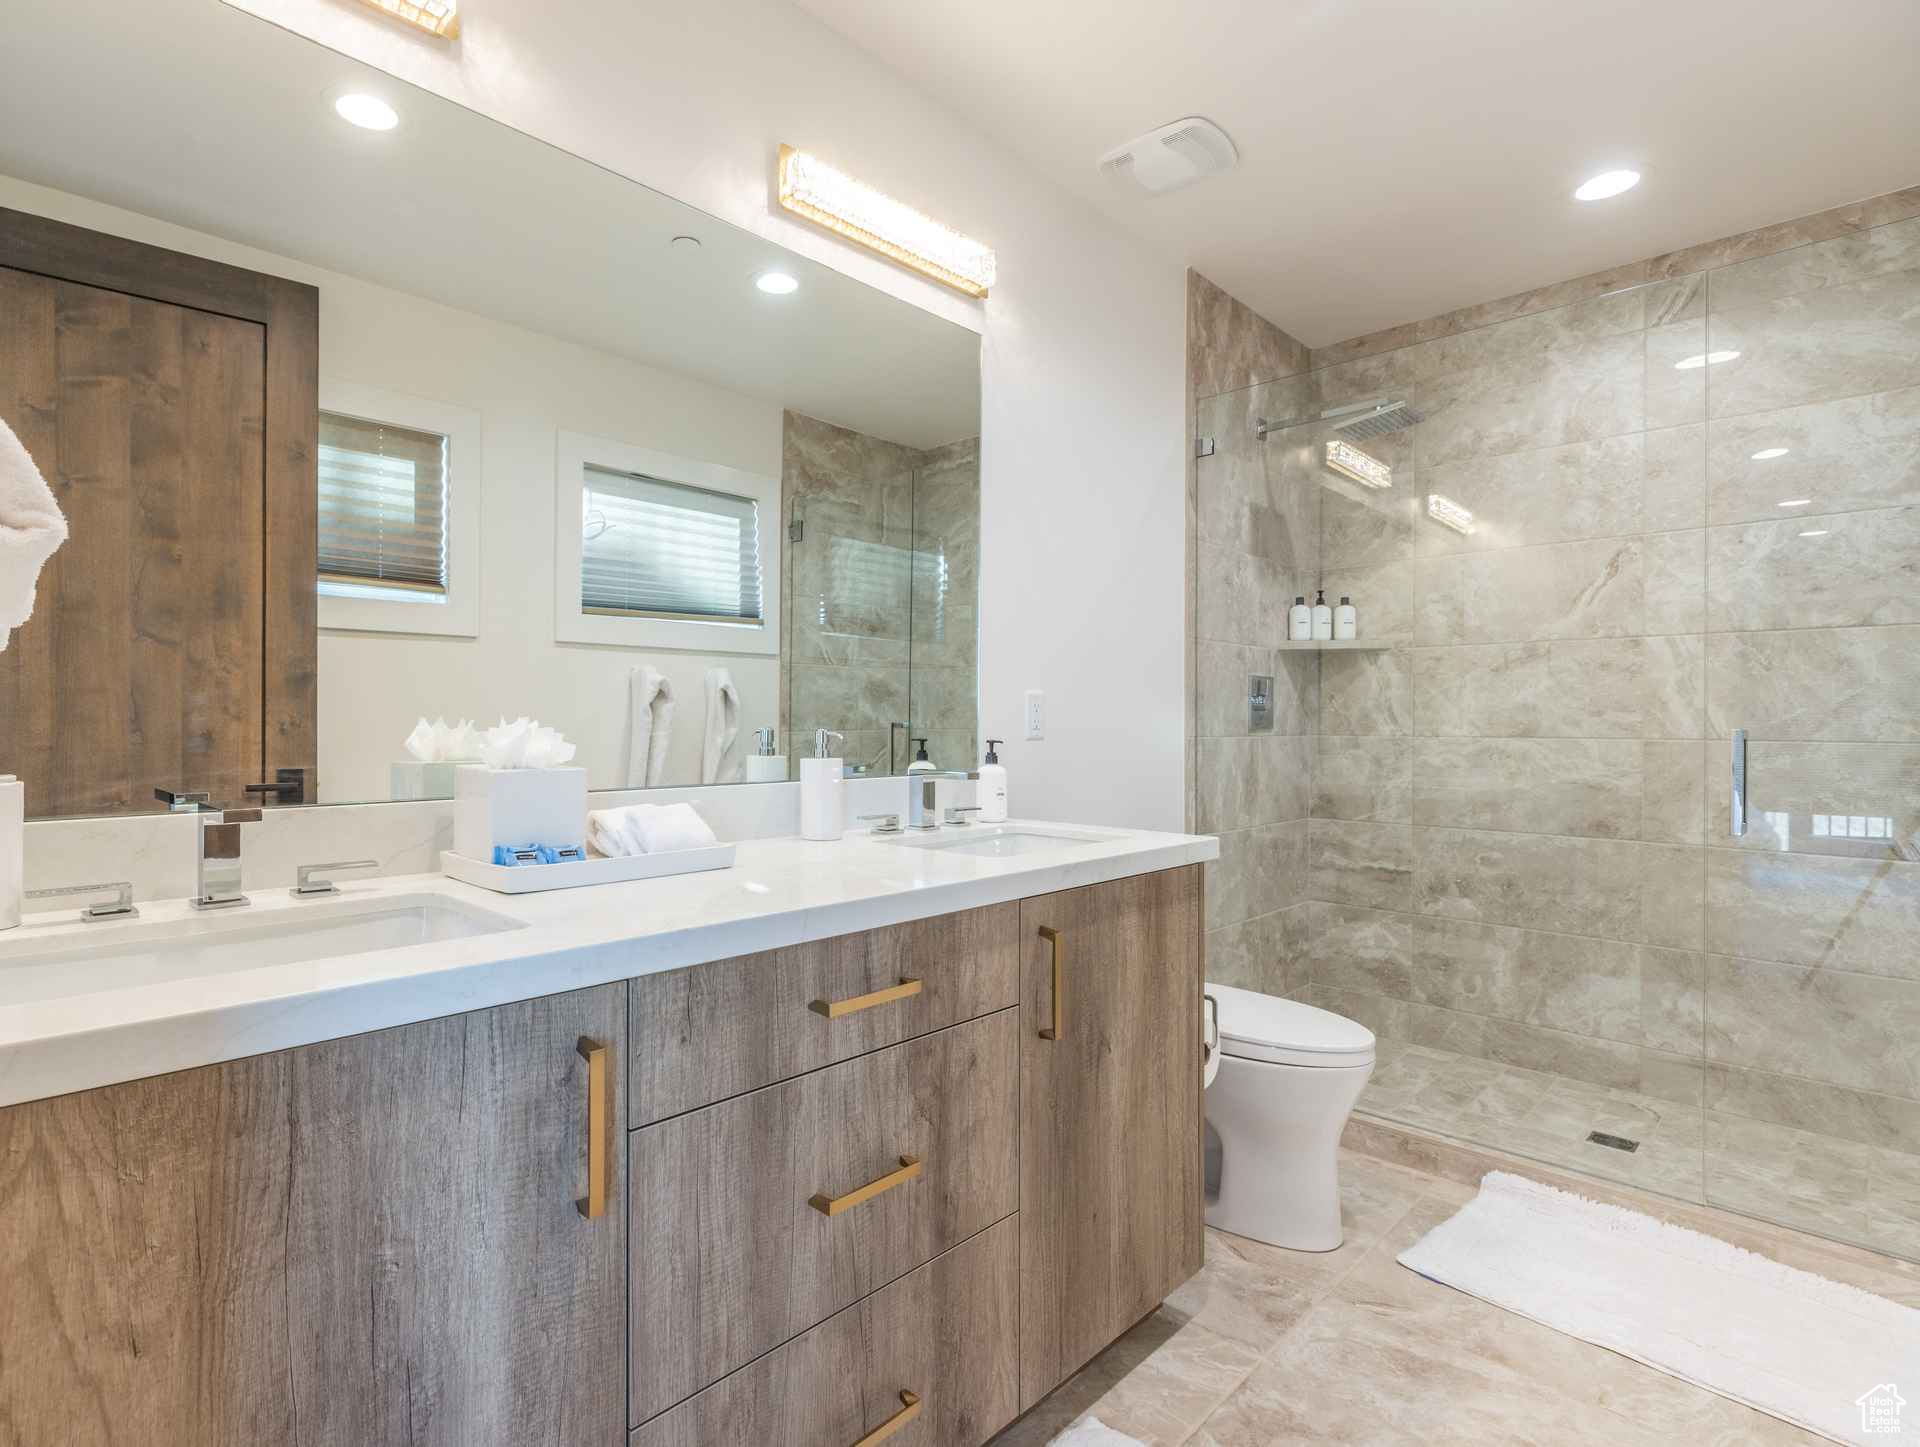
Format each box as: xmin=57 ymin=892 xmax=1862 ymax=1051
xmin=1098 ymin=117 xmax=1238 ymax=195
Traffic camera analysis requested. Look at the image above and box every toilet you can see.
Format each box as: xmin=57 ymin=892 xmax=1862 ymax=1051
xmin=1202 ymin=982 xmax=1376 ymax=1252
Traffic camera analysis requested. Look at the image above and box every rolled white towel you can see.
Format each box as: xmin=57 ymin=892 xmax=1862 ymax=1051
xmin=586 ymin=807 xmax=635 ymax=858
xmin=630 ymin=802 xmax=717 ymax=854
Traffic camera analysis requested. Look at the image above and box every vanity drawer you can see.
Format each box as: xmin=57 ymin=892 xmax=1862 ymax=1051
xmin=629 ymin=901 xmax=1019 ymax=1125
xmin=630 ymin=1214 xmax=1020 ymax=1447
xmin=629 ymin=1009 xmax=1019 ymax=1425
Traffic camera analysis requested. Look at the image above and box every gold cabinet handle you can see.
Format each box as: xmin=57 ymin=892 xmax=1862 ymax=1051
xmin=808 ymin=1155 xmax=923 ymax=1216
xmin=809 ymin=977 xmax=923 ymax=1019
xmin=1038 ymin=925 xmax=1063 ymax=1041
xmin=577 ymin=1037 xmax=608 ymax=1220
xmin=851 ymin=1390 xmax=922 ymax=1447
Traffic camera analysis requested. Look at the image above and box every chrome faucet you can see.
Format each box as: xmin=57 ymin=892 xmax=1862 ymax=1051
xmin=157 ymin=788 xmax=262 ymax=910
xmin=906 ymin=771 xmax=979 ymax=830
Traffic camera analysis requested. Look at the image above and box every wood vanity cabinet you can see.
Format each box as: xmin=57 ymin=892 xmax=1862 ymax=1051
xmin=1016 ymin=867 xmax=1205 ymax=1409
xmin=0 ymin=984 xmax=625 ymax=1447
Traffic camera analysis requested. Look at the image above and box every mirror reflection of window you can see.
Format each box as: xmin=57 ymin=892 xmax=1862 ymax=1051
xmin=317 ymin=412 xmax=450 ymax=605
xmin=579 ymin=465 xmax=763 ymax=626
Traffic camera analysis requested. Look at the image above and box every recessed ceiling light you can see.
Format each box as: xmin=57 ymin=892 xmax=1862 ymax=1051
xmin=1675 ymin=350 xmax=1740 ymax=370
xmin=670 ymin=234 xmax=703 ymax=251
xmin=1574 ymin=169 xmax=1641 ymax=202
xmin=755 ymin=271 xmax=799 ymax=295
xmin=1751 ymin=447 xmax=1790 ymax=460
xmin=1798 ymin=529 xmax=1828 ymax=538
xmin=334 ymin=94 xmax=399 ymax=131
xmin=1778 ymin=499 xmax=1812 ymax=508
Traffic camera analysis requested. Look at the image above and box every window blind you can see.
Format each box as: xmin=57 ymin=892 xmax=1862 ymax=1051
xmin=581 ymin=465 xmax=763 ymax=625
xmin=317 ymin=413 xmax=448 ymax=594
xmin=820 ymin=534 xmax=946 ymax=641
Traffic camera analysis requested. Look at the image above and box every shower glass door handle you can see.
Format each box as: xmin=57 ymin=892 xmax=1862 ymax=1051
xmin=1730 ymin=729 xmax=1747 ymax=838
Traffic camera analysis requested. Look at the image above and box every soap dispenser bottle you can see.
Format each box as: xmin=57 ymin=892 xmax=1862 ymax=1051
xmin=907 ymin=738 xmax=937 ymax=774
xmin=0 ymin=775 xmax=20 ymax=931
xmin=744 ymin=727 xmax=787 ymax=783
xmin=1288 ymin=595 xmax=1312 ymax=641
xmin=977 ymin=740 xmax=1008 ymax=823
xmin=800 ymin=729 xmax=846 ymax=840
xmin=1311 ymin=589 xmax=1334 ymax=641
xmin=1334 ymin=595 xmax=1358 ymax=641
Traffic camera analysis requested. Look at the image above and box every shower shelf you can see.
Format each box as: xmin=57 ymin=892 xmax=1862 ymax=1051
xmin=1274 ymin=640 xmax=1393 ymax=651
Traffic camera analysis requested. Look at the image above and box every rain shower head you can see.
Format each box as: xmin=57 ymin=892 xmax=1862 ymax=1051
xmin=1252 ymin=396 xmax=1424 ymax=441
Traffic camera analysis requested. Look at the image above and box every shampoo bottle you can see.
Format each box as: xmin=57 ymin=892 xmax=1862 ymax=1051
xmin=1311 ymin=589 xmax=1334 ymax=641
xmin=907 ymin=737 xmax=937 ymax=774
xmin=800 ymin=729 xmax=845 ymax=840
xmin=1334 ymin=595 xmax=1358 ymax=641
xmin=977 ymin=739 xmax=1008 ymax=823
xmin=1288 ymin=596 xmax=1312 ymax=641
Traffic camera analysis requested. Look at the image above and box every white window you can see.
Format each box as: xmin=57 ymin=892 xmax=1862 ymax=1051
xmin=554 ymin=431 xmax=780 ymax=656
xmin=316 ymin=380 xmax=481 ymax=637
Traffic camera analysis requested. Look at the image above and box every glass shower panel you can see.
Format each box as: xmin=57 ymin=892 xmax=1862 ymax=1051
xmin=1700 ymin=211 xmax=1920 ymax=1261
xmin=904 ymin=440 xmax=981 ymax=774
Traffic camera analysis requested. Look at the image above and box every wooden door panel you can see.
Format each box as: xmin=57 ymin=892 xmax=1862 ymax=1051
xmin=1018 ymin=867 xmax=1204 ymax=1408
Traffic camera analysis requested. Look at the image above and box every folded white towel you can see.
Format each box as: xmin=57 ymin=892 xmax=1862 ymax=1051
xmin=0 ymin=416 xmax=69 ymax=651
xmin=702 ymin=667 xmax=741 ymax=784
xmin=626 ymin=667 xmax=675 ymax=788
xmin=586 ymin=802 xmax=717 ymax=858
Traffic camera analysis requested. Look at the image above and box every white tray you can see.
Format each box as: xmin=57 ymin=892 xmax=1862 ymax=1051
xmin=441 ymin=843 xmax=736 ymax=894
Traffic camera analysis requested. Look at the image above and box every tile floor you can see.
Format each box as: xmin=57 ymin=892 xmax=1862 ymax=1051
xmin=1358 ymin=1039 xmax=1920 ymax=1260
xmin=990 ymin=1128 xmax=1920 ymax=1446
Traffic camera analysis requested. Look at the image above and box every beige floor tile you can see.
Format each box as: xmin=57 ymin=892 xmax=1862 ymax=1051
xmin=1160 ymin=1229 xmax=1319 ymax=1353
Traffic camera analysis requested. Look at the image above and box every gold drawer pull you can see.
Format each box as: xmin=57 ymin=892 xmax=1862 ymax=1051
xmin=809 ymin=1155 xmax=923 ymax=1216
xmin=577 ymin=1037 xmax=608 ymax=1220
xmin=809 ymin=977 xmax=923 ymax=1019
xmin=1038 ymin=925 xmax=1063 ymax=1041
xmin=852 ymin=1390 xmax=922 ymax=1447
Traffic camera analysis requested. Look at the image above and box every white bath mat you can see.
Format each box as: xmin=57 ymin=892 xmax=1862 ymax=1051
xmin=1046 ymin=1417 xmax=1145 ymax=1446
xmin=1399 ymin=1171 xmax=1920 ymax=1446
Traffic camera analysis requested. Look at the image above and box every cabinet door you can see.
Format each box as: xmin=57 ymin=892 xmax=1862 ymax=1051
xmin=286 ymin=983 xmax=627 ymax=1446
xmin=1018 ymin=866 xmax=1204 ymax=1409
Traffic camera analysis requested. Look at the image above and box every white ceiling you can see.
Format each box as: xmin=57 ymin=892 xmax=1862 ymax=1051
xmin=794 ymin=0 xmax=1920 ymax=346
xmin=0 ymin=0 xmax=979 ymax=449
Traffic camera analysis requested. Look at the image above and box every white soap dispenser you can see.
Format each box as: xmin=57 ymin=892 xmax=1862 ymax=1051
xmin=1334 ymin=595 xmax=1358 ymax=641
xmin=1288 ymin=595 xmax=1312 ymax=641
xmin=907 ymin=737 xmax=937 ymax=774
xmin=977 ymin=739 xmax=1008 ymax=823
xmin=0 ymin=775 xmax=20 ymax=931
xmin=800 ymin=729 xmax=846 ymax=840
xmin=744 ymin=727 xmax=787 ymax=783
xmin=1311 ymin=588 xmax=1334 ymax=641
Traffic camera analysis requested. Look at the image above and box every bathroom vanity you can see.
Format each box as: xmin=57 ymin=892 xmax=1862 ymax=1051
xmin=0 ymin=828 xmax=1211 ymax=1446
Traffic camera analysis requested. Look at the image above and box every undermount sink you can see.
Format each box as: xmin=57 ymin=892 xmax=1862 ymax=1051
xmin=883 ymin=824 xmax=1122 ymax=858
xmin=0 ymin=894 xmax=525 ymax=1008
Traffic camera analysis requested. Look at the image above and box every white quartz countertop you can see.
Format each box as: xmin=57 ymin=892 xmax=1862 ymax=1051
xmin=0 ymin=821 xmax=1216 ymax=1108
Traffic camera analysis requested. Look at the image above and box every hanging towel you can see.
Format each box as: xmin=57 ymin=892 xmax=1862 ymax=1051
xmin=701 ymin=667 xmax=741 ymax=785
xmin=625 ymin=666 xmax=675 ymax=787
xmin=0 ymin=417 xmax=68 ymax=652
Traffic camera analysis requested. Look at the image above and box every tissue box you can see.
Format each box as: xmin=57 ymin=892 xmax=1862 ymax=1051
xmin=453 ymin=766 xmax=587 ymax=861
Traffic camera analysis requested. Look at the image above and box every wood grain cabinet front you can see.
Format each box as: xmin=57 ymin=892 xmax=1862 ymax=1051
xmin=629 ymin=1215 xmax=1020 ymax=1447
xmin=628 ymin=1009 xmax=1020 ymax=1426
xmin=628 ymin=902 xmax=1019 ymax=1126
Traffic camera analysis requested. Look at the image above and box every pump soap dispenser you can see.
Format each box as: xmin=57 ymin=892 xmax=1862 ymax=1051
xmin=801 ymin=730 xmax=846 ymax=840
xmin=977 ymin=740 xmax=1008 ymax=823
xmin=745 ymin=726 xmax=787 ymax=783
xmin=907 ymin=738 xmax=937 ymax=774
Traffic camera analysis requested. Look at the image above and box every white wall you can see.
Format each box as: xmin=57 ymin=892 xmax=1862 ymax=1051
xmin=231 ymin=0 xmax=1190 ymax=830
xmin=0 ymin=174 xmax=782 ymax=800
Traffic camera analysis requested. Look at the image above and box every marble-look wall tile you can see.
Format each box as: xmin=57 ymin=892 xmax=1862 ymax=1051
xmin=1704 ymin=215 xmax=1920 ymax=314
xmin=1707 ymin=625 xmax=1920 ymax=742
xmin=1706 ymin=953 xmax=1920 ymax=1101
xmin=1320 ymin=560 xmax=1415 ymax=644
xmin=1196 ymin=543 xmax=1302 ymax=647
xmin=1307 ymin=982 xmax=1408 ymax=1041
xmin=1643 ymin=318 xmax=1709 ymax=429
xmin=1415 ymin=435 xmax=1645 ymax=556
xmin=1188 ymin=270 xmax=1311 ymax=400
xmin=1320 ymin=477 xmax=1418 ymax=570
xmin=1705 ymin=740 xmax=1920 ymax=860
xmin=1416 ymin=333 xmax=1644 ymax=468
xmin=1411 ymin=737 xmax=1644 ymax=839
xmin=1706 ymin=848 xmax=1920 ymax=981
xmin=1309 ymin=901 xmax=1414 ymax=997
xmin=1207 ymin=905 xmax=1310 ymax=998
xmin=1195 ymin=733 xmax=1312 ymax=833
xmin=1705 ymin=385 xmax=1920 ymax=524
xmin=1705 ymin=269 xmax=1920 ymax=420
xmin=789 ymin=662 xmax=907 ymax=732
xmin=1309 ymin=818 xmax=1416 ymax=912
xmin=1413 ymin=827 xmax=1647 ymax=941
xmin=1642 ymin=424 xmax=1708 ymax=530
xmin=1198 ymin=643 xmax=1270 ymax=738
xmin=1706 ymin=505 xmax=1920 ymax=631
xmin=1310 ymin=736 xmax=1412 ymax=823
xmin=1415 ymin=536 xmax=1689 ymax=646
xmin=1477 ymin=1018 xmax=1703 ymax=1105
xmin=1196 ymin=384 xmax=1321 ymax=569
xmin=1206 ymin=820 xmax=1309 ymax=931
xmin=1413 ymin=637 xmax=1705 ymax=739
xmin=1707 ymin=1061 xmax=1920 ymax=1158
xmin=1642 ymin=740 xmax=1707 ymax=845
xmin=1319 ymin=650 xmax=1412 ymax=736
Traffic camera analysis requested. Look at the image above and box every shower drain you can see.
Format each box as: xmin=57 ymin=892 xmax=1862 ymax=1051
xmin=1586 ymin=1130 xmax=1641 ymax=1153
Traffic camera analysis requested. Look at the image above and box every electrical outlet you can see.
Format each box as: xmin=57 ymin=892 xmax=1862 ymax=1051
xmin=1024 ymin=690 xmax=1045 ymax=740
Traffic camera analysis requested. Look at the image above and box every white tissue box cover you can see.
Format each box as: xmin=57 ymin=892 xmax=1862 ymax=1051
xmin=452 ymin=765 xmax=588 ymax=859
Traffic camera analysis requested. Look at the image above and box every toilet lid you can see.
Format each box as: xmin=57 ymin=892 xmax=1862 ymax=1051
xmin=1206 ymin=982 xmax=1375 ymax=1068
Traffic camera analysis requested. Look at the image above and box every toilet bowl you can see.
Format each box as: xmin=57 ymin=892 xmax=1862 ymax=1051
xmin=1202 ymin=982 xmax=1375 ymax=1252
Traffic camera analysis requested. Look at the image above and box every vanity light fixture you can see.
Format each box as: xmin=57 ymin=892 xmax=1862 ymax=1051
xmin=777 ymin=145 xmax=996 ymax=298
xmin=334 ymin=94 xmax=400 ymax=131
xmin=1574 ymin=169 xmax=1640 ymax=201
xmin=1675 ymin=350 xmax=1740 ymax=369
xmin=1751 ymin=447 xmax=1790 ymax=460
xmin=755 ymin=271 xmax=800 ymax=295
xmin=1325 ymin=438 xmax=1392 ymax=490
xmin=1427 ymin=493 xmax=1475 ymax=535
xmin=353 ymin=0 xmax=459 ymax=39
xmin=1798 ymin=529 xmax=1829 ymax=538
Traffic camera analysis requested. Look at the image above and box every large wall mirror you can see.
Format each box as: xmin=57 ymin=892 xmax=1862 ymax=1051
xmin=0 ymin=0 xmax=980 ymax=819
